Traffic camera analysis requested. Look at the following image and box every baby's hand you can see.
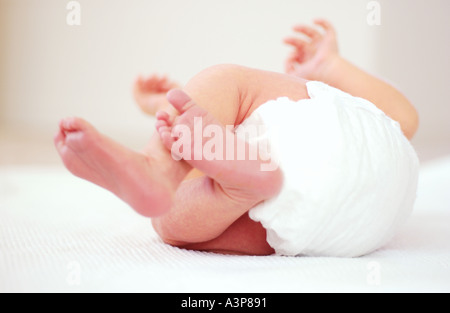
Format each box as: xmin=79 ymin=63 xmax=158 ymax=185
xmin=284 ymin=19 xmax=339 ymax=81
xmin=133 ymin=74 xmax=180 ymax=115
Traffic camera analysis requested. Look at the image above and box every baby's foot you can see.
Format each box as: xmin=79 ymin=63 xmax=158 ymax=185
xmin=156 ymin=90 xmax=283 ymax=199
xmin=133 ymin=75 xmax=180 ymax=115
xmin=54 ymin=117 xmax=180 ymax=217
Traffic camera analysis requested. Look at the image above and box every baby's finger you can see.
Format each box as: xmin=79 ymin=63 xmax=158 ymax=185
xmin=285 ymin=53 xmax=296 ymax=71
xmin=285 ymin=52 xmax=302 ymax=73
xmin=285 ymin=59 xmax=295 ymax=74
xmin=54 ymin=128 xmax=66 ymax=149
xmin=314 ymin=19 xmax=336 ymax=35
xmin=293 ymin=25 xmax=322 ymax=40
xmin=284 ymin=37 xmax=308 ymax=50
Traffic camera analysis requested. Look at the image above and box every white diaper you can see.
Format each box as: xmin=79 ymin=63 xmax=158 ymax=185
xmin=235 ymin=81 xmax=419 ymax=258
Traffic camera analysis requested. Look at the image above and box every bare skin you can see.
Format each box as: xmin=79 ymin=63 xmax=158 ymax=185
xmin=157 ymin=89 xmax=283 ymax=196
xmin=284 ymin=19 xmax=418 ymax=139
xmin=133 ymin=74 xmax=180 ymax=115
xmin=136 ymin=20 xmax=418 ymax=139
xmin=141 ymin=20 xmax=418 ymax=255
xmin=54 ymin=117 xmax=190 ymax=217
xmin=56 ymin=19 xmax=419 ymax=255
xmin=55 ymin=64 xmax=307 ymax=256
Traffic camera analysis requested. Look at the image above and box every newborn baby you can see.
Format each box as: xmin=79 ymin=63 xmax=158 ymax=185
xmin=55 ymin=20 xmax=419 ymax=257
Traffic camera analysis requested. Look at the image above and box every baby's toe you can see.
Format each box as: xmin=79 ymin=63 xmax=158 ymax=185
xmin=155 ymin=119 xmax=169 ymax=132
xmin=156 ymin=110 xmax=171 ymax=121
xmin=59 ymin=117 xmax=91 ymax=133
xmin=54 ymin=128 xmax=66 ymax=151
xmin=158 ymin=127 xmax=175 ymax=151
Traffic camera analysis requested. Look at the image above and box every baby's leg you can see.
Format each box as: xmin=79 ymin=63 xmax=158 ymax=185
xmin=54 ymin=65 xmax=266 ymax=221
xmin=157 ymin=89 xmax=283 ymax=198
xmin=55 ymin=64 xmax=307 ymax=254
xmin=164 ymin=206 xmax=275 ymax=256
xmin=152 ymin=91 xmax=282 ymax=252
xmin=152 ymin=65 xmax=310 ymax=254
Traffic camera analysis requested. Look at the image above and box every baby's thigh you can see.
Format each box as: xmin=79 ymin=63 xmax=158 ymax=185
xmin=183 ymin=213 xmax=274 ymax=256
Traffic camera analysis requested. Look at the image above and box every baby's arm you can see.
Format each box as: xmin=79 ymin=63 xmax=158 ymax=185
xmin=285 ymin=19 xmax=419 ymax=139
xmin=322 ymin=56 xmax=419 ymax=139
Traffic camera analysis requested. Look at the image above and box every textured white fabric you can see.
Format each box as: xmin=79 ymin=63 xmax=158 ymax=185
xmin=0 ymin=157 xmax=449 ymax=292
xmin=241 ymin=81 xmax=420 ymax=257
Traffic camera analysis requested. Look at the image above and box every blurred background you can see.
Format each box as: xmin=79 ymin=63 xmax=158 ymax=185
xmin=1 ymin=0 xmax=449 ymax=165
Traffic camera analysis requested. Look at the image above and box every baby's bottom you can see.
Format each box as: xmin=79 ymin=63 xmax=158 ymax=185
xmin=55 ymin=65 xmax=308 ymax=255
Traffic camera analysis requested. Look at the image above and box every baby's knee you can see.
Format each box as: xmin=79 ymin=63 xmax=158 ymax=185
xmin=192 ymin=64 xmax=247 ymax=80
xmin=184 ymin=64 xmax=247 ymax=96
xmin=182 ymin=64 xmax=246 ymax=126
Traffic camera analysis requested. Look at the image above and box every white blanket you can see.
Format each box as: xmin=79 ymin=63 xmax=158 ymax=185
xmin=1 ymin=157 xmax=449 ymax=292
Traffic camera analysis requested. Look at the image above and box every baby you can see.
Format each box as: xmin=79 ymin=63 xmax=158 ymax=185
xmin=55 ymin=20 xmax=419 ymax=257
